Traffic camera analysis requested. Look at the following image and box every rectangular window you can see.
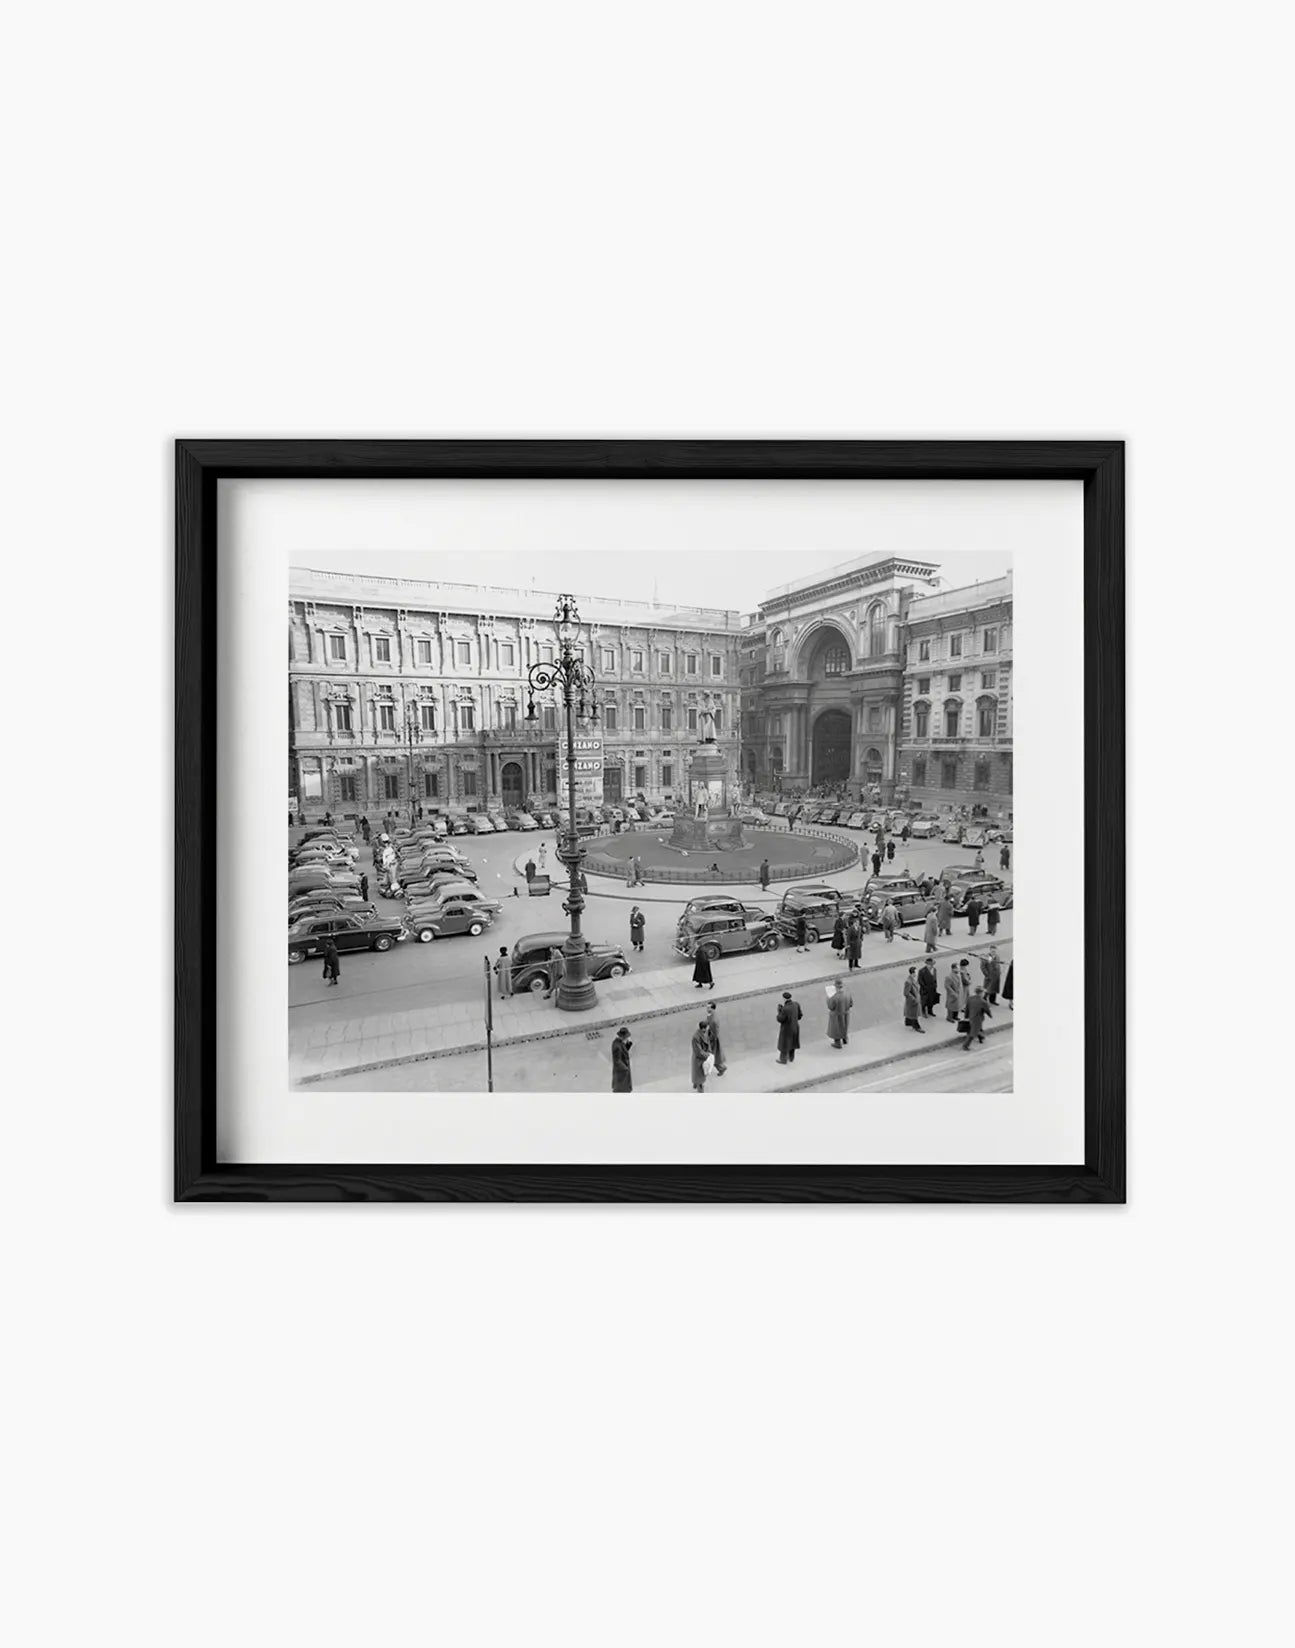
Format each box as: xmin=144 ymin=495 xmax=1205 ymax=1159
xmin=379 ymin=704 xmax=396 ymax=731
xmin=338 ymin=775 xmax=357 ymax=802
xmin=949 ymin=634 xmax=963 ymax=658
xmin=461 ymin=771 xmax=477 ymax=797
xmin=328 ymin=634 xmax=347 ymax=661
xmin=500 ymin=642 xmax=515 ymax=667
xmin=981 ymin=670 xmax=996 ymax=691
xmin=416 ymin=639 xmax=432 ymax=664
xmin=601 ymin=649 xmax=615 ymax=672
xmin=383 ymin=773 xmax=400 ymax=800
xmin=661 ymin=704 xmax=672 ymax=732
xmin=912 ymin=757 xmax=927 ymax=787
xmin=713 ymin=708 xmax=722 ymax=732
xmin=420 ymin=703 xmax=436 ymax=732
xmin=456 ymin=641 xmax=471 ymax=666
xmin=687 ymin=709 xmax=698 ymax=732
xmin=334 ymin=702 xmax=352 ymax=732
xmin=918 ymin=639 xmax=931 ymax=662
xmin=659 ymin=653 xmax=672 ymax=674
xmin=686 ymin=654 xmax=698 ymax=676
xmin=500 ymin=704 xmax=517 ymax=731
xmin=603 ymin=705 xmax=618 ymax=731
xmin=543 ymin=762 xmax=555 ymax=790
xmin=460 ymin=704 xmax=475 ymax=732
xmin=948 ymin=673 xmax=962 ymax=693
xmin=983 ymin=628 xmax=998 ymax=653
xmin=632 ymin=650 xmax=644 ymax=671
xmin=977 ymin=705 xmax=995 ymax=738
xmin=661 ymin=763 xmax=673 ymax=787
xmin=542 ymin=706 xmax=556 ymax=732
xmin=711 ymin=655 xmax=722 ymax=677
xmin=541 ymin=644 xmax=554 ymax=664
xmin=941 ymin=759 xmax=958 ymax=789
xmin=633 ymin=706 xmax=646 ymax=731
xmin=375 ymin=636 xmax=392 ymax=663
xmin=917 ymin=676 xmax=931 ymax=695
xmin=423 ymin=772 xmax=438 ymax=798
xmin=634 ymin=765 xmax=647 ymax=790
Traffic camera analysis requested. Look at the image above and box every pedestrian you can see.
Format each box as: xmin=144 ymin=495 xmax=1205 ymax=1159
xmin=944 ymin=958 xmax=963 ymax=1023
xmin=692 ymin=946 xmax=715 ymax=989
xmin=846 ymin=914 xmax=863 ymax=970
xmin=1003 ymin=959 xmax=1014 ymax=1010
xmin=759 ymin=856 xmax=771 ymax=891
xmin=903 ymin=967 xmax=925 ymax=1032
xmin=691 ymin=1020 xmax=711 ymax=1092
xmin=629 ymin=905 xmax=645 ymax=952
xmin=538 ymin=842 xmax=548 ymax=872
xmin=871 ymin=850 xmax=882 ymax=877
xmin=524 ymin=855 xmax=536 ymax=882
xmin=704 ymin=1002 xmax=728 ymax=1075
xmin=578 ymin=869 xmax=588 ymax=894
xmin=974 ymin=849 xmax=985 ymax=870
xmin=986 ymin=901 xmax=1000 ymax=936
xmin=958 ymin=958 xmax=973 ymax=1018
xmin=827 ymin=979 xmax=853 ymax=1048
xmin=1000 ymin=844 xmax=1011 ymax=871
xmin=794 ymin=912 xmax=809 ymax=954
xmin=966 ymin=894 xmax=982 ymax=936
xmin=321 ymin=938 xmax=340 ymax=987
xmin=776 ymin=992 xmax=803 ymax=1064
xmin=360 ymin=816 xmax=370 ymax=843
xmin=886 ymin=838 xmax=896 ymax=863
xmin=494 ymin=945 xmax=514 ymax=999
xmin=831 ymin=914 xmax=845 ymax=953
xmin=980 ymin=947 xmax=1002 ymax=1004
xmin=544 ymin=946 xmax=565 ymax=1000
xmin=881 ymin=901 xmax=900 ymax=942
xmin=323 ymin=810 xmax=333 ymax=826
xmin=961 ymin=986 xmax=993 ymax=1050
xmin=918 ymin=956 xmax=940 ymax=1017
xmin=359 ymin=872 xmax=369 ymax=901
xmin=611 ymin=1026 xmax=634 ymax=1092
xmin=901 ymin=823 xmax=911 ymax=842
xmin=923 ymin=904 xmax=939 ymax=953
xmin=937 ymin=890 xmax=953 ymax=936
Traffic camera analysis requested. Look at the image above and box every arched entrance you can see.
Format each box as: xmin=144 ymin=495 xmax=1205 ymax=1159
xmin=863 ymin=746 xmax=883 ymax=791
xmin=812 ymin=709 xmax=851 ymax=786
xmin=501 ymin=761 xmax=524 ymax=809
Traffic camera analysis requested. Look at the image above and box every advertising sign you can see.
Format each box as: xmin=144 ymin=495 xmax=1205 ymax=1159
xmin=558 ymin=734 xmax=604 ymax=807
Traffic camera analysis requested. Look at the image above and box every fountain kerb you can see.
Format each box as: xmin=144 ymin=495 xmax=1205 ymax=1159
xmin=670 ymin=702 xmax=746 ymax=853
xmin=524 ymin=594 xmax=598 ymax=1012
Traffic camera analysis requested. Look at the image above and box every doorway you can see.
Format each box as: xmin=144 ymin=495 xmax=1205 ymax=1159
xmin=811 ymin=709 xmax=851 ymax=786
xmin=602 ymin=765 xmax=623 ymax=803
xmin=501 ymin=761 xmax=524 ymax=809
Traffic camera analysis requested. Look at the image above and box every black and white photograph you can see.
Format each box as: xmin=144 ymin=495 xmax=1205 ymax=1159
xmin=287 ymin=542 xmax=1017 ymax=1100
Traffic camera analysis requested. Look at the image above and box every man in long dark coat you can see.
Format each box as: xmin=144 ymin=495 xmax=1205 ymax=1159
xmin=827 ymin=981 xmax=853 ymax=1048
xmin=885 ymin=839 xmax=896 ymax=863
xmin=1000 ymin=844 xmax=1011 ymax=871
xmin=629 ymin=905 xmax=645 ymax=952
xmin=524 ymin=855 xmax=536 ymax=882
xmin=923 ymin=905 xmax=939 ymax=953
xmin=903 ymin=968 xmax=925 ymax=1032
xmin=691 ymin=1022 xmax=710 ymax=1091
xmin=944 ymin=959 xmax=963 ymax=1023
xmin=871 ymin=850 xmax=882 ymax=877
xmin=965 ymin=894 xmax=982 ymax=936
xmin=937 ymin=890 xmax=954 ymax=936
xmin=980 ymin=947 xmax=1002 ymax=1004
xmin=776 ymin=992 xmax=802 ymax=1064
xmin=918 ymin=957 xmax=940 ymax=1017
xmin=845 ymin=915 xmax=863 ymax=970
xmin=961 ymin=987 xmax=993 ymax=1050
xmin=692 ymin=947 xmax=714 ymax=989
xmin=759 ymin=857 xmax=771 ymax=891
xmin=986 ymin=901 xmax=1001 ymax=936
xmin=611 ymin=1027 xmax=633 ymax=1092
xmin=321 ymin=938 xmax=340 ymax=986
xmin=704 ymin=1002 xmax=727 ymax=1074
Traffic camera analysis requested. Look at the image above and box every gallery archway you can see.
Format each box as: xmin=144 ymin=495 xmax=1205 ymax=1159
xmin=811 ymin=709 xmax=852 ymax=787
xmin=501 ymin=761 xmax=524 ymax=808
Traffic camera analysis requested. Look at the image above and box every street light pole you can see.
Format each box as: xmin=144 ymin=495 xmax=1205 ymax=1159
xmin=526 ymin=594 xmax=598 ymax=1012
xmin=405 ymin=701 xmax=422 ymax=828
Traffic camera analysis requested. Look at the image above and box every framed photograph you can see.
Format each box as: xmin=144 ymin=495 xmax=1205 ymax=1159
xmin=176 ymin=439 xmax=1124 ymax=1202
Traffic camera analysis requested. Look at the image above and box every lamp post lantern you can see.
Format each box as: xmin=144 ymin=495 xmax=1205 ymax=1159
xmin=526 ymin=594 xmax=598 ymax=1011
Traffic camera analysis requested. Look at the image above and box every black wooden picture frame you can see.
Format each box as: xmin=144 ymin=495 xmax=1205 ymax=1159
xmin=175 ymin=439 xmax=1124 ymax=1202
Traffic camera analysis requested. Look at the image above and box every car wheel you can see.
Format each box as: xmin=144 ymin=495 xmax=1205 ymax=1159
xmin=468 ymin=922 xmax=484 ymax=937
xmin=418 ymin=928 xmax=435 ymax=943
xmin=528 ymin=975 xmax=547 ymax=995
xmin=805 ymin=926 xmax=820 ymax=944
xmin=700 ymin=944 xmax=721 ymax=962
xmin=372 ymin=935 xmax=393 ymax=952
xmin=759 ymin=933 xmax=778 ymax=951
xmin=608 ymin=963 xmax=627 ymax=977
xmin=288 ymin=949 xmax=306 ymax=965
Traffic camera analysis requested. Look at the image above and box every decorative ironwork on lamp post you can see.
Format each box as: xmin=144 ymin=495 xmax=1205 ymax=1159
xmin=404 ymin=700 xmax=423 ymax=828
xmin=525 ymin=595 xmax=598 ymax=1012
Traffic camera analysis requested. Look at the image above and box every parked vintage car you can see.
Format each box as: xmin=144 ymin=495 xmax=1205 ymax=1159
xmin=287 ymin=909 xmax=406 ymax=964
xmin=860 ymin=874 xmax=921 ymax=900
xmin=507 ymin=931 xmax=632 ymax=994
xmin=505 ymin=810 xmax=538 ymax=831
xmin=961 ymin=825 xmax=995 ymax=848
xmin=908 ymin=815 xmax=943 ymax=839
xmin=288 ymin=895 xmax=375 ymax=925
xmin=406 ymin=884 xmax=501 ymax=916
xmin=403 ymin=872 xmax=481 ymax=901
xmin=947 ymin=873 xmax=1013 ymax=913
xmin=845 ymin=811 xmax=869 ymax=830
xmin=774 ymin=884 xmax=863 ymax=944
xmin=533 ymin=810 xmax=556 ymax=829
xmin=861 ymin=887 xmax=932 ymax=928
xmin=405 ymin=898 xmax=497 ymax=942
xmin=406 ymin=854 xmax=477 ymax=879
xmin=681 ymin=895 xmax=768 ymax=923
xmin=938 ymin=863 xmax=982 ymax=886
xmin=445 ymin=813 xmax=473 ymax=835
xmin=675 ymin=906 xmax=779 ymax=961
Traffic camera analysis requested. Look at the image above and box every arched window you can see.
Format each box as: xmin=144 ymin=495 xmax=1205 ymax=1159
xmin=770 ymin=629 xmax=785 ymax=671
xmin=868 ymin=604 xmax=886 ymax=657
xmin=944 ymin=700 xmax=962 ymax=738
xmin=976 ymin=696 xmax=996 ymax=738
xmin=913 ymin=701 xmax=930 ymax=739
xmin=822 ymin=642 xmax=848 ymax=675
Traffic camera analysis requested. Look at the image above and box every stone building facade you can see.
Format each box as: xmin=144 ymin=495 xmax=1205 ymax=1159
xmin=896 ymin=575 xmax=1013 ymax=815
xmin=738 ymin=554 xmax=942 ymax=801
xmin=288 ymin=568 xmax=743 ymax=821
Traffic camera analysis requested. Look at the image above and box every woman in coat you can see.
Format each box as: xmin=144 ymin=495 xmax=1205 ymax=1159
xmin=980 ymin=948 xmax=1002 ymax=1004
xmin=704 ymin=1002 xmax=727 ymax=1074
xmin=845 ymin=916 xmax=863 ymax=970
xmin=923 ymin=905 xmax=939 ymax=953
xmin=986 ymin=901 xmax=1000 ymax=936
xmin=831 ymin=914 xmax=845 ymax=953
xmin=827 ymin=981 xmax=853 ymax=1048
xmin=776 ymin=993 xmax=802 ymax=1064
xmin=692 ymin=946 xmax=715 ymax=988
xmin=321 ymin=938 xmax=341 ymax=986
xmin=794 ymin=913 xmax=809 ymax=954
xmin=629 ymin=906 xmax=645 ymax=952
xmin=903 ymin=967 xmax=925 ymax=1032
xmin=691 ymin=1022 xmax=710 ymax=1091
xmin=611 ymin=1027 xmax=633 ymax=1092
xmin=944 ymin=960 xmax=964 ymax=1023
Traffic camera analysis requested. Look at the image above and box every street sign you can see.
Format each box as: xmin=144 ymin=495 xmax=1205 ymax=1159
xmin=559 ymin=732 xmax=604 ymax=807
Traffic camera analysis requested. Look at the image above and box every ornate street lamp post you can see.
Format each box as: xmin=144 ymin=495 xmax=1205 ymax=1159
xmin=525 ymin=594 xmax=598 ymax=1012
xmin=404 ymin=700 xmax=422 ymax=829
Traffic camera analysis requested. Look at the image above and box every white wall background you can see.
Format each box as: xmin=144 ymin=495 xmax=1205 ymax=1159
xmin=5 ymin=4 xmax=1289 ymax=1646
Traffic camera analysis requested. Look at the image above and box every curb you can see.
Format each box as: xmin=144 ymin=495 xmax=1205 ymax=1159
xmin=777 ymin=1017 xmax=1014 ymax=1092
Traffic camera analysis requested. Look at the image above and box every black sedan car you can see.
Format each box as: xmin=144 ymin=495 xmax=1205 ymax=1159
xmin=508 ymin=930 xmax=632 ymax=994
xmin=287 ymin=910 xmax=407 ymax=964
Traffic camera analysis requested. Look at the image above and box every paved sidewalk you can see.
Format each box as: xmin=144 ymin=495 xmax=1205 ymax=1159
xmin=292 ymin=917 xmax=1013 ymax=1083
